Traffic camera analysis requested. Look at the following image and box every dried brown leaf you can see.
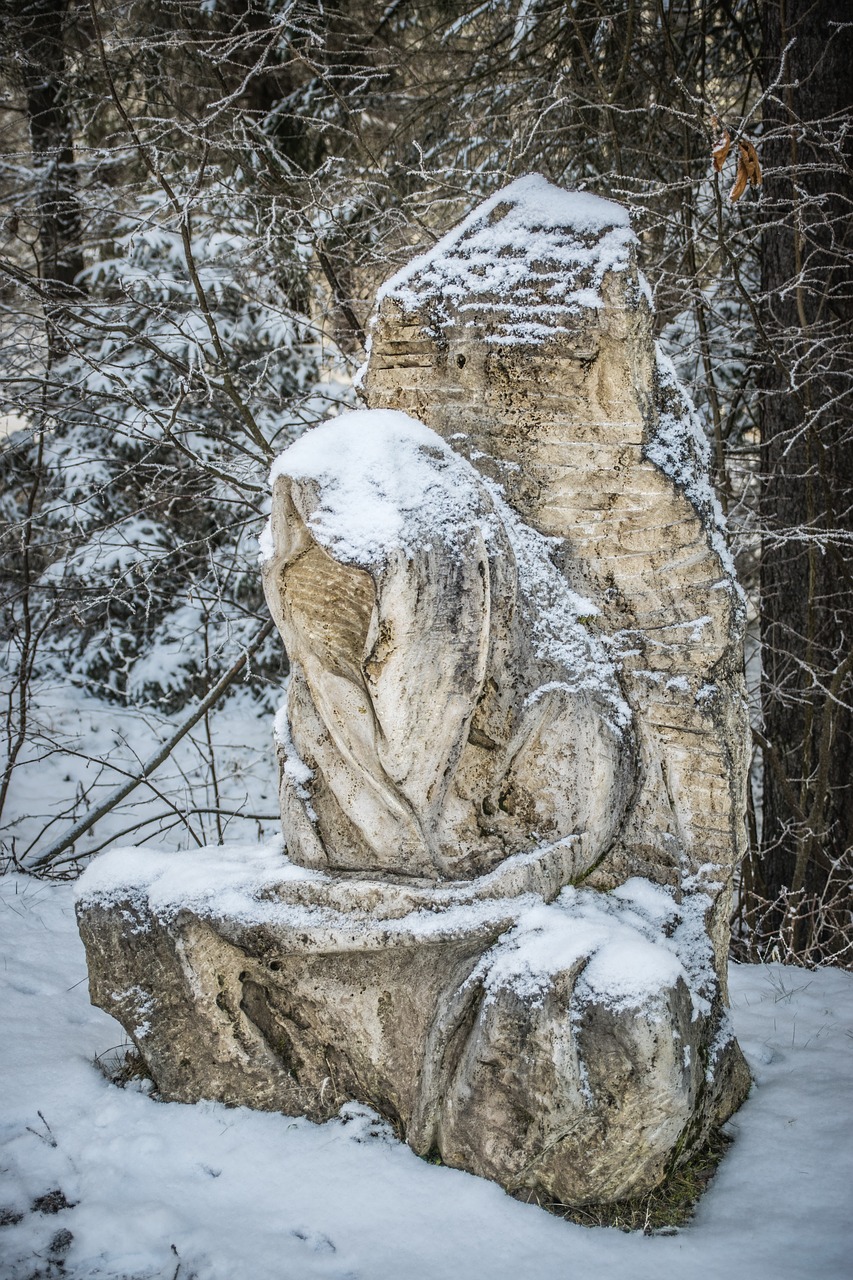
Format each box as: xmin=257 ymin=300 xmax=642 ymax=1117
xmin=730 ymin=139 xmax=762 ymax=202
xmin=730 ymin=151 xmax=748 ymax=202
xmin=740 ymin=138 xmax=763 ymax=186
xmin=711 ymin=127 xmax=731 ymax=173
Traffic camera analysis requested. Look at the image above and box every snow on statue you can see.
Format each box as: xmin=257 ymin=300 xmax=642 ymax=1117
xmin=76 ymin=175 xmax=751 ymax=1207
xmin=263 ymin=409 xmax=632 ymax=882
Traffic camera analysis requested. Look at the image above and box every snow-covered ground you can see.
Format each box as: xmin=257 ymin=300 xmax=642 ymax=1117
xmin=1 ymin=873 xmax=850 ymax=1280
xmin=0 ymin=680 xmax=282 ymax=871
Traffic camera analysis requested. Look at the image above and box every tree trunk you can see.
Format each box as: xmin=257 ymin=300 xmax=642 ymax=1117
xmin=15 ymin=0 xmax=84 ymax=351
xmin=759 ymin=0 xmax=853 ymax=957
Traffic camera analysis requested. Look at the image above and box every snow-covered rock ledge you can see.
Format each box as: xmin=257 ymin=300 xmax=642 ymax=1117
xmin=77 ymin=174 xmax=751 ymax=1208
xmin=76 ymin=839 xmax=746 ymax=1204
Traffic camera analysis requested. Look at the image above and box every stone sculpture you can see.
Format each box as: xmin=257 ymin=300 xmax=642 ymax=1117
xmin=76 ymin=175 xmax=750 ymax=1208
xmin=264 ymin=410 xmax=633 ymax=886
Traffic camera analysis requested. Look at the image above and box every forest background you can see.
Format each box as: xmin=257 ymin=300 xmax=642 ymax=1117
xmin=0 ymin=0 xmax=850 ymax=967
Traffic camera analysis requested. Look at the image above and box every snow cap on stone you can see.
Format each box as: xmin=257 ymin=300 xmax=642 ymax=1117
xmin=376 ymin=173 xmax=638 ymax=344
xmin=266 ymin=409 xmax=487 ymax=567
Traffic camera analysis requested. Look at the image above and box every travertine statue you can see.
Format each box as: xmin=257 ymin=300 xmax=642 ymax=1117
xmin=264 ymin=410 xmax=633 ymax=886
xmin=76 ymin=175 xmax=750 ymax=1208
xmin=361 ymin=176 xmax=750 ymax=973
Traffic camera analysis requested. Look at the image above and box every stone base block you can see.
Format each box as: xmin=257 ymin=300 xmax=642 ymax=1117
xmin=76 ymin=842 xmax=749 ymax=1207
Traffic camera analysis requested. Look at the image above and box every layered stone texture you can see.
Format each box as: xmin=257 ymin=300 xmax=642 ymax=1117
xmin=362 ymin=175 xmax=750 ymax=980
xmin=77 ymin=174 xmax=750 ymax=1209
xmin=262 ymin=412 xmax=633 ymax=885
xmin=77 ymin=842 xmax=746 ymax=1205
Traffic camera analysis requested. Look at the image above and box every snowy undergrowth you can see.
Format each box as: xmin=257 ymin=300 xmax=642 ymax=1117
xmin=1 ymin=876 xmax=851 ymax=1280
xmin=0 ymin=680 xmax=281 ymax=871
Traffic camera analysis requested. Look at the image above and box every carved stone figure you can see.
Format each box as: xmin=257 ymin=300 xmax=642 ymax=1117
xmin=76 ymin=175 xmax=750 ymax=1208
xmin=264 ymin=410 xmax=633 ymax=885
xmin=362 ymin=175 xmax=750 ymax=979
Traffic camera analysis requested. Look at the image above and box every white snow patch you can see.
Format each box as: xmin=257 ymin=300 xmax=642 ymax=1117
xmin=267 ymin=409 xmax=486 ymax=567
xmin=647 ymin=344 xmax=742 ymax=594
xmin=479 ymin=877 xmax=702 ymax=1015
xmin=75 ymin=838 xmax=327 ymax=929
xmin=273 ymin=697 xmax=313 ymax=789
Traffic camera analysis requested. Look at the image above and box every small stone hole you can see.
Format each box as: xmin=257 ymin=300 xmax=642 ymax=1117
xmin=268 ymin=960 xmax=282 ymax=971
xmin=456 ymin=354 xmax=466 ymax=368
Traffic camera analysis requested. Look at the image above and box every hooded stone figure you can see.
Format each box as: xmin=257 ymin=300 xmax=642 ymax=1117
xmin=262 ymin=409 xmax=634 ymax=885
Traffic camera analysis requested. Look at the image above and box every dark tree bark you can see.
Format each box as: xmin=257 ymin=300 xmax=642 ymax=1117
xmin=13 ymin=0 xmax=85 ymax=349
xmin=759 ymin=0 xmax=853 ymax=955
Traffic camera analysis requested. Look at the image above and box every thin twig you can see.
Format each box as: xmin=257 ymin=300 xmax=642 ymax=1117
xmin=25 ymin=620 xmax=275 ymax=873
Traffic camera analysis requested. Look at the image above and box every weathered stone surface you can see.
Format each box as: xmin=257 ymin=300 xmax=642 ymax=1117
xmin=362 ymin=176 xmax=749 ymax=980
xmin=262 ymin=412 xmax=634 ymax=884
xmin=76 ymin=844 xmax=747 ymax=1204
xmin=76 ymin=174 xmax=750 ymax=1209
